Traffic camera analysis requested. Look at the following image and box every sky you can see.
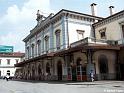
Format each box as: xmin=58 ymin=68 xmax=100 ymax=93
xmin=0 ymin=0 xmax=124 ymax=52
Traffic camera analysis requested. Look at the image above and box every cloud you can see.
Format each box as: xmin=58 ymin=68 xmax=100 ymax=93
xmin=0 ymin=0 xmax=52 ymax=52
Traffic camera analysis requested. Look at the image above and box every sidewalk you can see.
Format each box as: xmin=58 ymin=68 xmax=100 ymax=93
xmin=12 ymin=79 xmax=124 ymax=85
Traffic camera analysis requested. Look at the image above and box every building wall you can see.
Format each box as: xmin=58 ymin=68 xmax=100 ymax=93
xmin=24 ymin=12 xmax=98 ymax=60
xmin=53 ymin=19 xmax=63 ymax=50
xmin=0 ymin=57 xmax=22 ymax=77
xmin=68 ymin=19 xmax=92 ymax=44
xmin=73 ymin=51 xmax=87 ymax=64
xmin=53 ymin=56 xmax=65 ymax=75
xmin=93 ymin=50 xmax=116 ymax=74
xmin=95 ymin=17 xmax=124 ymax=41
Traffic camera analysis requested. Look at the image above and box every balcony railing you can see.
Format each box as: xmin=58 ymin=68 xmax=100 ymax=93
xmin=116 ymin=39 xmax=124 ymax=45
xmin=70 ymin=37 xmax=118 ymax=48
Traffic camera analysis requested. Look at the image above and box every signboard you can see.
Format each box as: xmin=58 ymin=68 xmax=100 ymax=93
xmin=0 ymin=45 xmax=13 ymax=53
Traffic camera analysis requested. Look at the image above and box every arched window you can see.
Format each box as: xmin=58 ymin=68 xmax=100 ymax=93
xmin=37 ymin=40 xmax=41 ymax=55
xmin=45 ymin=36 xmax=49 ymax=53
xmin=31 ymin=44 xmax=35 ymax=57
xmin=55 ymin=30 xmax=61 ymax=50
xmin=26 ymin=46 xmax=29 ymax=59
xmin=98 ymin=54 xmax=108 ymax=74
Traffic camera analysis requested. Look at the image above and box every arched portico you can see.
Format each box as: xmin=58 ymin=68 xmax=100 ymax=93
xmin=38 ymin=64 xmax=42 ymax=80
xmin=91 ymin=50 xmax=117 ymax=80
xmin=98 ymin=54 xmax=108 ymax=80
xmin=57 ymin=61 xmax=62 ymax=80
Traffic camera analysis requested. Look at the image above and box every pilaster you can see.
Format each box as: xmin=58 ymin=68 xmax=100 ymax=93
xmin=62 ymin=14 xmax=69 ymax=49
xmin=86 ymin=49 xmax=95 ymax=81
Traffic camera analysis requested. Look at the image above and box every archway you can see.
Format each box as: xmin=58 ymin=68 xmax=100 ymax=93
xmin=71 ymin=58 xmax=82 ymax=81
xmin=38 ymin=64 xmax=42 ymax=80
xmin=7 ymin=70 xmax=10 ymax=76
xmin=57 ymin=61 xmax=62 ymax=80
xmin=76 ymin=58 xmax=81 ymax=66
xmin=98 ymin=54 xmax=108 ymax=80
xmin=46 ymin=63 xmax=50 ymax=74
xmin=32 ymin=66 xmax=35 ymax=80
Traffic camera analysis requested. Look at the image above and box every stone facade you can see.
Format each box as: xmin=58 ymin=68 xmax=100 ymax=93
xmin=15 ymin=9 xmax=124 ymax=81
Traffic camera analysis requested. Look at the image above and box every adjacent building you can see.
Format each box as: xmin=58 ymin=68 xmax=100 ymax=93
xmin=93 ymin=8 xmax=124 ymax=80
xmin=0 ymin=45 xmax=24 ymax=78
xmin=15 ymin=3 xmax=124 ymax=81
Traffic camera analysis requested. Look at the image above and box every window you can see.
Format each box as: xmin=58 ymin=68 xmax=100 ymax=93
xmin=16 ymin=59 xmax=19 ymax=64
xmin=122 ymin=25 xmax=124 ymax=37
xmin=26 ymin=47 xmax=30 ymax=59
xmin=31 ymin=44 xmax=35 ymax=57
xmin=45 ymin=36 xmax=49 ymax=53
xmin=7 ymin=59 xmax=10 ymax=65
xmin=37 ymin=40 xmax=41 ymax=55
xmin=77 ymin=30 xmax=85 ymax=40
xmin=99 ymin=28 xmax=106 ymax=39
xmin=55 ymin=30 xmax=61 ymax=50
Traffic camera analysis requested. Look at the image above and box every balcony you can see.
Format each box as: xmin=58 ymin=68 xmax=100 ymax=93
xmin=70 ymin=37 xmax=117 ymax=48
xmin=116 ymin=39 xmax=124 ymax=45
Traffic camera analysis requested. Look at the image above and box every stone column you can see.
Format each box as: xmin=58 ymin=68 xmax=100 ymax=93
xmin=62 ymin=55 xmax=69 ymax=81
xmin=86 ymin=49 xmax=95 ymax=81
xmin=62 ymin=14 xmax=69 ymax=49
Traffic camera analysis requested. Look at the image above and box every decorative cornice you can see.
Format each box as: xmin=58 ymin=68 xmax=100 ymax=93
xmin=0 ymin=66 xmax=14 ymax=68
xmin=23 ymin=9 xmax=103 ymax=42
xmin=93 ymin=10 xmax=124 ymax=28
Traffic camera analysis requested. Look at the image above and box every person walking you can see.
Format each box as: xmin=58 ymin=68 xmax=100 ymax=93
xmin=90 ymin=70 xmax=94 ymax=82
xmin=6 ymin=74 xmax=9 ymax=81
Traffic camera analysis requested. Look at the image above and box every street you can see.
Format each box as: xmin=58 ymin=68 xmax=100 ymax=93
xmin=0 ymin=79 xmax=124 ymax=93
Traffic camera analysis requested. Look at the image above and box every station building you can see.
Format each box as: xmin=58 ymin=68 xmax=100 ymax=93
xmin=15 ymin=4 xmax=124 ymax=81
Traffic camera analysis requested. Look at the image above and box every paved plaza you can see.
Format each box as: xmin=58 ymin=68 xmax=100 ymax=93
xmin=0 ymin=79 xmax=124 ymax=93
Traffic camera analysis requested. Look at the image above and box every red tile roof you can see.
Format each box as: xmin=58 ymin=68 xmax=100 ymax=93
xmin=0 ymin=52 xmax=25 ymax=57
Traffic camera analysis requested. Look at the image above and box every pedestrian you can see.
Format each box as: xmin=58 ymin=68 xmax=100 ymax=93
xmin=90 ymin=70 xmax=94 ymax=82
xmin=45 ymin=72 xmax=48 ymax=80
xmin=6 ymin=74 xmax=9 ymax=81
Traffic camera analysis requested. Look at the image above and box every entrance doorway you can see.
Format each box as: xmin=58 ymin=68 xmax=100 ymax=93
xmin=32 ymin=67 xmax=35 ymax=80
xmin=72 ymin=65 xmax=77 ymax=81
xmin=38 ymin=65 xmax=42 ymax=80
xmin=98 ymin=55 xmax=108 ymax=80
xmin=46 ymin=63 xmax=50 ymax=74
xmin=76 ymin=58 xmax=87 ymax=81
xmin=57 ymin=61 xmax=62 ymax=80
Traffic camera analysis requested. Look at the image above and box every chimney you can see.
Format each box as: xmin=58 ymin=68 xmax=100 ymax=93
xmin=90 ymin=3 xmax=97 ymax=16
xmin=109 ymin=6 xmax=114 ymax=15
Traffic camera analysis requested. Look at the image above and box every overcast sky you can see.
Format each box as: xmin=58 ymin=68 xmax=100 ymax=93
xmin=0 ymin=0 xmax=124 ymax=52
